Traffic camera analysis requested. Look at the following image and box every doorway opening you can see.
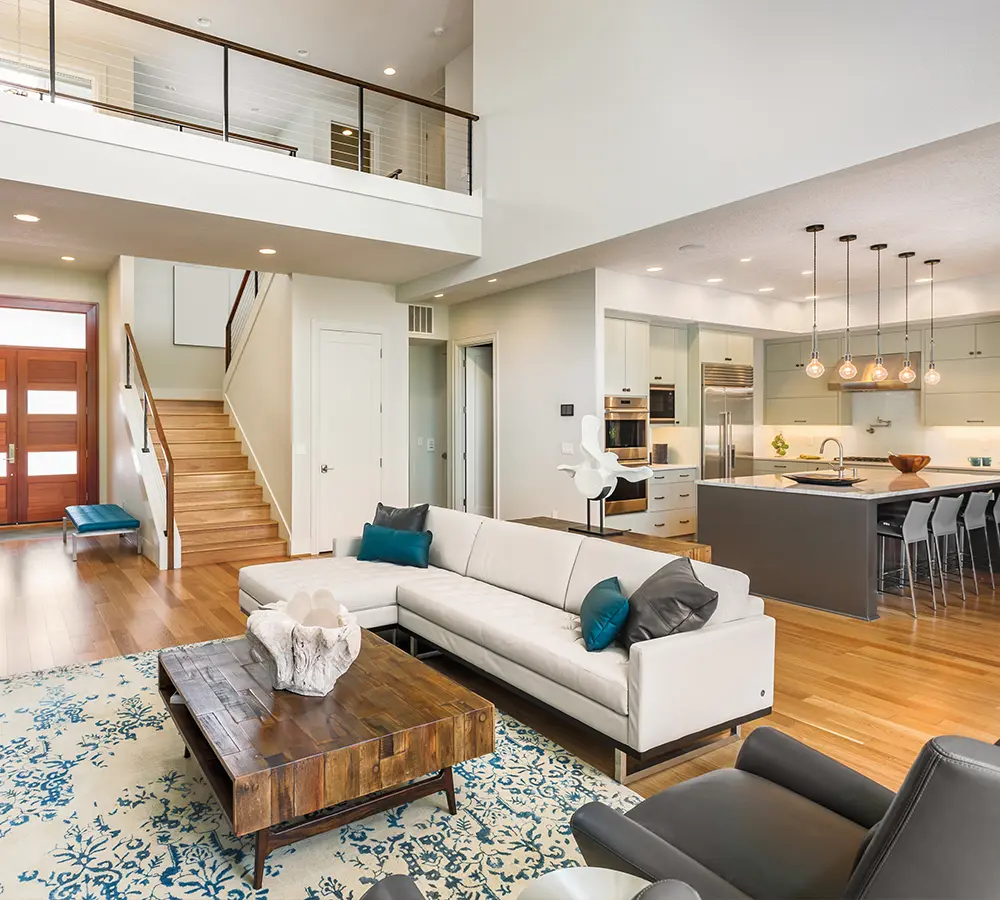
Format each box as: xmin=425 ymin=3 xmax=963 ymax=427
xmin=0 ymin=297 xmax=99 ymax=525
xmin=459 ymin=341 xmax=495 ymax=518
xmin=408 ymin=339 xmax=447 ymax=508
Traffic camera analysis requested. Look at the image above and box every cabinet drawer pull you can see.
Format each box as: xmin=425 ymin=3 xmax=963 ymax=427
xmin=774 ymin=464 xmax=787 ymax=468
xmin=679 ymin=519 xmax=691 ymax=525
xmin=654 ymin=522 xmax=665 ymax=528
xmin=679 ymin=493 xmax=690 ymax=498
xmin=977 ymin=350 xmax=983 ymax=355
xmin=679 ymin=473 xmax=691 ymax=478
xmin=653 ymin=475 xmax=665 ymax=480
xmin=653 ymin=496 xmax=665 ymax=500
xmin=794 ymin=419 xmax=807 ymax=423
xmin=653 ymin=375 xmax=662 ymax=380
xmin=967 ymin=419 xmax=985 ymax=423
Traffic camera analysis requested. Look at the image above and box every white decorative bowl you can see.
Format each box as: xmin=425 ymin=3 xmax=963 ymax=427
xmin=245 ymin=589 xmax=361 ymax=696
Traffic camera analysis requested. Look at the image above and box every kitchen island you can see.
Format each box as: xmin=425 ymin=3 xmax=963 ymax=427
xmin=698 ymin=469 xmax=1000 ymax=619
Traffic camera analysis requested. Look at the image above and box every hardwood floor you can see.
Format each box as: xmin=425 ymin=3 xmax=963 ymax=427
xmin=2 ymin=531 xmax=999 ymax=797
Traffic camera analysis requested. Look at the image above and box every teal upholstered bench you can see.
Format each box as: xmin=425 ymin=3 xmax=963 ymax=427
xmin=63 ymin=504 xmax=141 ymax=561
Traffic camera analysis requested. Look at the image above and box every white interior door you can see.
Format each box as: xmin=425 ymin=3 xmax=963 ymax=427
xmin=464 ymin=344 xmax=494 ymax=518
xmin=315 ymin=329 xmax=382 ymax=550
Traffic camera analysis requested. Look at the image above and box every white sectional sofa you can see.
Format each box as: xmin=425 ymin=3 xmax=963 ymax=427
xmin=239 ymin=507 xmax=775 ymax=781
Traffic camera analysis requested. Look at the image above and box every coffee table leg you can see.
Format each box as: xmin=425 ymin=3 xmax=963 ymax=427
xmin=253 ymin=830 xmax=269 ymax=890
xmin=442 ymin=766 xmax=457 ymax=815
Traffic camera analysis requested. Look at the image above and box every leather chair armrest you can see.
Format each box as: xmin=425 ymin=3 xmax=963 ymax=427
xmin=359 ymin=875 xmax=425 ymax=900
xmin=635 ymin=881 xmax=705 ymax=900
xmin=332 ymin=535 xmax=363 ymax=558
xmin=571 ymin=803 xmax=750 ymax=899
xmin=736 ymin=726 xmax=894 ymax=828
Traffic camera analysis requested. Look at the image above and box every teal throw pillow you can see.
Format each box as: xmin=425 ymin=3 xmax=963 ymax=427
xmin=580 ymin=576 xmax=629 ymax=651
xmin=357 ymin=523 xmax=432 ymax=568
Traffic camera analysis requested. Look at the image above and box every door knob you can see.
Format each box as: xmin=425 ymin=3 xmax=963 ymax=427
xmin=320 ymin=464 xmax=330 ymax=473
xmin=7 ymin=443 xmax=13 ymax=464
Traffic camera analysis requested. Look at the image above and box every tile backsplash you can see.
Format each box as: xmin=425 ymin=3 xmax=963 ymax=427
xmin=755 ymin=391 xmax=1000 ymax=465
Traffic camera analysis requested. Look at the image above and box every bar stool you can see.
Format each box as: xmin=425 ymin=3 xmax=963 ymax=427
xmin=930 ymin=495 xmax=967 ymax=604
xmin=877 ymin=499 xmax=937 ymax=617
xmin=959 ymin=491 xmax=995 ymax=593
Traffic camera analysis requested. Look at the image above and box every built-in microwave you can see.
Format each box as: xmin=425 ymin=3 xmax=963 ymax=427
xmin=649 ymin=384 xmax=676 ymax=423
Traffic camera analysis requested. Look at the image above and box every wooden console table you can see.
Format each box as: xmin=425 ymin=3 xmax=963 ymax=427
xmin=513 ymin=517 xmax=712 ymax=563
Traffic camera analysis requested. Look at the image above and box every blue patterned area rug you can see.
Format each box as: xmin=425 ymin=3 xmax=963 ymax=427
xmin=0 ymin=648 xmax=640 ymax=899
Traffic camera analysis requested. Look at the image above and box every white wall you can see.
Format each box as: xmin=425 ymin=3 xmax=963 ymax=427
xmin=408 ymin=341 xmax=448 ymax=507
xmin=445 ymin=46 xmax=473 ymax=193
xmin=448 ymin=271 xmax=598 ymax=520
xmin=289 ymin=274 xmax=408 ymax=554
xmin=0 ymin=260 xmax=110 ymax=498
xmin=434 ymin=0 xmax=1000 ymax=285
xmin=224 ymin=274 xmax=293 ymax=535
xmin=132 ymin=258 xmax=236 ymax=399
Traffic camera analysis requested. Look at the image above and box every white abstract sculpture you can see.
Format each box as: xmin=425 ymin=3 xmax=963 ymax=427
xmin=558 ymin=415 xmax=653 ymax=536
xmin=246 ymin=590 xmax=362 ymax=696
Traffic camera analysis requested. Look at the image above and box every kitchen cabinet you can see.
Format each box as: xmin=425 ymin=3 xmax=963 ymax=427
xmin=932 ymin=323 xmax=1000 ymax=360
xmin=764 ymin=397 xmax=850 ymax=426
xmin=604 ymin=318 xmax=649 ymax=395
xmin=701 ymin=330 xmax=754 ymax=366
xmin=753 ymin=459 xmax=828 ymax=475
xmin=848 ymin=329 xmax=912 ymax=357
xmin=924 ymin=393 xmax=1000 ymax=426
xmin=922 ymin=358 xmax=1000 ymax=394
xmin=649 ymin=325 xmax=681 ymax=384
xmin=763 ymin=337 xmax=849 ymax=425
xmin=765 ymin=338 xmax=842 ymax=372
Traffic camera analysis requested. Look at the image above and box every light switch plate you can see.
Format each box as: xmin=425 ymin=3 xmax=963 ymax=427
xmin=417 ymin=436 xmax=424 ymax=447
xmin=561 ymin=442 xmax=574 ymax=455
xmin=427 ymin=438 xmax=436 ymax=451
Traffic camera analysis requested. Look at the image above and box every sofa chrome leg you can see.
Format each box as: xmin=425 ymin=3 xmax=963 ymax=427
xmin=409 ymin=635 xmax=418 ymax=656
xmin=615 ymin=726 xmax=742 ymax=785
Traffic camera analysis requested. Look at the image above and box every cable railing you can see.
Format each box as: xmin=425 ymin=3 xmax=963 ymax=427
xmin=225 ymin=270 xmax=258 ymax=368
xmin=124 ymin=323 xmax=174 ymax=570
xmin=0 ymin=0 xmax=478 ymax=193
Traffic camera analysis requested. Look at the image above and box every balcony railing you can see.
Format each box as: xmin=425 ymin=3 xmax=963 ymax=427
xmin=0 ymin=0 xmax=478 ymax=194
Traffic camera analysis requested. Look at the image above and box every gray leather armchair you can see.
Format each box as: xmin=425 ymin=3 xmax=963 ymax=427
xmin=572 ymin=726 xmax=1000 ymax=899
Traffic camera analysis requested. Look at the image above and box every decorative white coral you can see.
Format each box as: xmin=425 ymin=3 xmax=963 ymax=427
xmin=557 ymin=414 xmax=653 ymax=499
xmin=245 ymin=590 xmax=361 ymax=696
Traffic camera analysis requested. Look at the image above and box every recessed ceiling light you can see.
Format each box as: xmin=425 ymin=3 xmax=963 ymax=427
xmin=740 ymin=257 xmax=752 ymax=263
xmin=196 ymin=16 xmax=211 ymax=27
xmin=341 ymin=128 xmax=353 ymax=136
xmin=706 ymin=277 xmax=723 ymax=283
xmin=296 ymin=49 xmax=309 ymax=58
xmin=14 ymin=213 xmax=39 ymax=222
xmin=433 ymin=293 xmax=444 ymax=299
xmin=259 ymin=248 xmax=277 ymax=255
xmin=801 ymin=269 xmax=813 ymax=275
xmin=487 ymin=278 xmax=498 ymax=283
xmin=758 ymin=286 xmax=775 ymax=293
xmin=914 ymin=277 xmax=932 ymax=283
xmin=646 ymin=266 xmax=663 ymax=273
xmin=61 ymin=256 xmax=75 ymax=261
xmin=383 ymin=67 xmax=396 ymax=76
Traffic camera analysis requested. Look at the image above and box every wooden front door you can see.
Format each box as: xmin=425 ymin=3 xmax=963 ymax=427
xmin=0 ymin=349 xmax=16 ymax=524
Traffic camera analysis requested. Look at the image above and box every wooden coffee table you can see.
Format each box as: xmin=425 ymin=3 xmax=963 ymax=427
xmin=158 ymin=632 xmax=495 ymax=889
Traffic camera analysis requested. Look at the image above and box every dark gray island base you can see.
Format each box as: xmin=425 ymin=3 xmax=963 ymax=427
xmin=698 ymin=470 xmax=1000 ymax=620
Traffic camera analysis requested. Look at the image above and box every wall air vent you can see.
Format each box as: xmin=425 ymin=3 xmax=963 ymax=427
xmin=408 ymin=305 xmax=434 ymax=335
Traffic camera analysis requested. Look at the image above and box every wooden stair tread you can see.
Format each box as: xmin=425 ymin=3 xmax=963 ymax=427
xmin=174 ymin=498 xmax=267 ymax=511
xmin=179 ymin=521 xmax=277 ymax=538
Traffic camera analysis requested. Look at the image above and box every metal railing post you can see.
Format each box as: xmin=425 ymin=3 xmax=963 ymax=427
xmin=141 ymin=393 xmax=150 ymax=452
xmin=124 ymin=338 xmax=132 ymax=388
xmin=222 ymin=46 xmax=230 ymax=141
xmin=48 ymin=0 xmax=56 ymax=102
xmin=467 ymin=118 xmax=473 ymax=195
xmin=357 ymin=86 xmax=365 ymax=172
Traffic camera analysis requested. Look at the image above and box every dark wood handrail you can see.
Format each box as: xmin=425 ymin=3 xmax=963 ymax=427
xmin=67 ymin=0 xmax=479 ymax=122
xmin=225 ymin=270 xmax=253 ymax=368
xmin=124 ymin=323 xmax=175 ymax=569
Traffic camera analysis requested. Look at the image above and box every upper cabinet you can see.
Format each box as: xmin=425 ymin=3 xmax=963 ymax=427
xmin=849 ymin=329 xmax=918 ymax=357
xmin=700 ymin=330 xmax=753 ymax=366
xmin=649 ymin=325 xmax=683 ymax=384
xmin=763 ymin=336 xmax=849 ymax=425
xmin=604 ymin=318 xmax=649 ymax=395
xmin=765 ymin=338 xmax=842 ymax=373
xmin=932 ymin=323 xmax=1000 ymax=360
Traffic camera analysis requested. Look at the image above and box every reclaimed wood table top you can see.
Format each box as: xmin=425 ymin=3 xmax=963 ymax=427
xmin=513 ymin=516 xmax=712 ymax=563
xmin=158 ymin=631 xmax=495 ymax=835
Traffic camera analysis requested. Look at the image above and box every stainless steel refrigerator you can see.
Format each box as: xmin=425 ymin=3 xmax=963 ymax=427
xmin=701 ymin=363 xmax=754 ymax=479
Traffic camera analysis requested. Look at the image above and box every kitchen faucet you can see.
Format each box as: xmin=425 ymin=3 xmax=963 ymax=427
xmin=820 ymin=437 xmax=845 ymax=474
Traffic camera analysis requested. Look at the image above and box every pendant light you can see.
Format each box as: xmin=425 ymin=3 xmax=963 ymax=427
xmin=924 ymin=258 xmax=942 ymax=385
xmin=838 ymin=234 xmax=858 ymax=379
xmin=898 ymin=251 xmax=917 ymax=383
xmin=804 ymin=224 xmax=826 ymax=377
xmin=870 ymin=243 xmax=889 ymax=382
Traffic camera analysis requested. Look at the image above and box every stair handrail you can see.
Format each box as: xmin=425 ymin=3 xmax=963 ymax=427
xmin=225 ymin=270 xmax=258 ymax=368
xmin=124 ymin=323 xmax=175 ymax=569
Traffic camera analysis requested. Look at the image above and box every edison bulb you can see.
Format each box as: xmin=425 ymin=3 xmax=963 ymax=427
xmin=839 ymin=355 xmax=858 ymax=380
xmin=871 ymin=358 xmax=889 ymax=382
xmin=924 ymin=364 xmax=941 ymax=386
xmin=898 ymin=362 xmax=917 ymax=384
xmin=805 ymin=354 xmax=825 ymax=378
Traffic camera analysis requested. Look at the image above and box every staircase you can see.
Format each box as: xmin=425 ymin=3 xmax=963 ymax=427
xmin=150 ymin=400 xmax=287 ymax=566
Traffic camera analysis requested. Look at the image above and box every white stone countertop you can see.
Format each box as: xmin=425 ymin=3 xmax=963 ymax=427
xmin=754 ymin=456 xmax=1000 ymax=474
xmin=649 ymin=463 xmax=698 ymax=471
xmin=700 ymin=468 xmax=1000 ymax=500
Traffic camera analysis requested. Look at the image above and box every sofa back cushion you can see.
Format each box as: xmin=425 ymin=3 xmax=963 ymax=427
xmin=466 ymin=519 xmax=584 ymax=609
xmin=565 ymin=538 xmax=757 ymax=625
xmin=424 ymin=506 xmax=485 ymax=575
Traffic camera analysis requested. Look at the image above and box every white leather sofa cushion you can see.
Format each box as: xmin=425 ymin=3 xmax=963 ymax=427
xmin=465 ymin=519 xmax=584 ymax=609
xmin=398 ymin=573 xmax=628 ymax=714
xmin=425 ymin=506 xmax=485 ymax=575
xmin=564 ymin=539 xmax=761 ymax=625
xmin=238 ymin=557 xmax=447 ymax=614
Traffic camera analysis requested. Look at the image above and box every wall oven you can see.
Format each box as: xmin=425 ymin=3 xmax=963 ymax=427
xmin=604 ymin=395 xmax=648 ymax=462
xmin=649 ymin=384 xmax=676 ymax=423
xmin=605 ymin=460 xmax=649 ymax=514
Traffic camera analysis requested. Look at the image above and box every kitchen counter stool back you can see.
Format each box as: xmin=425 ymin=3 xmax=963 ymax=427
xmin=930 ymin=496 xmax=967 ymax=604
xmin=877 ymin=499 xmax=937 ymax=617
xmin=959 ymin=491 xmax=995 ymax=593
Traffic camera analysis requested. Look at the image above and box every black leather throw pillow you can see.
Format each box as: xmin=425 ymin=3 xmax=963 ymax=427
xmin=618 ymin=557 xmax=719 ymax=649
xmin=372 ymin=502 xmax=429 ymax=532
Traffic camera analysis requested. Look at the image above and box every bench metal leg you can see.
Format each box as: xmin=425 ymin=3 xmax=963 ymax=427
xmin=71 ymin=533 xmax=78 ymax=562
xmin=62 ymin=517 xmax=68 ymax=544
xmin=136 ymin=528 xmax=142 ymax=555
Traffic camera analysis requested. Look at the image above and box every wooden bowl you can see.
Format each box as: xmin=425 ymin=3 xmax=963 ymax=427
xmin=888 ymin=453 xmax=931 ymax=474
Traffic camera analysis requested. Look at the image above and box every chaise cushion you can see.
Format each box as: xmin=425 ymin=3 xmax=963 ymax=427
xmin=65 ymin=504 xmax=139 ymax=533
xmin=465 ymin=519 xmax=584 ymax=609
xmin=424 ymin=507 xmax=485 ymax=575
xmin=398 ymin=573 xmax=628 ymax=714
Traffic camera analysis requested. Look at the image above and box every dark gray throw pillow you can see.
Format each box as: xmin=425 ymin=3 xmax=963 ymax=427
xmin=618 ymin=557 xmax=719 ymax=649
xmin=372 ymin=502 xmax=429 ymax=532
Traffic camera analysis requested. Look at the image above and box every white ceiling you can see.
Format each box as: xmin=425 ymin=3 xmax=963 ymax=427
xmin=414 ymin=123 xmax=1000 ymax=306
xmin=0 ymin=179 xmax=475 ymax=282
